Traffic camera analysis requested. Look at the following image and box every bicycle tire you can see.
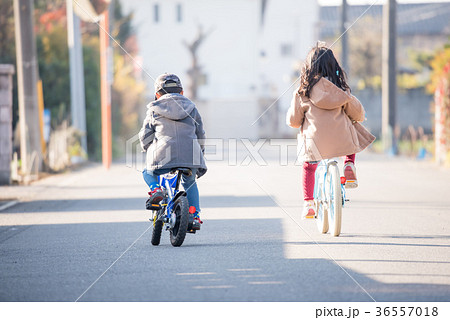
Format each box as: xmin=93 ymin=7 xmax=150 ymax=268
xmin=151 ymin=220 xmax=163 ymax=246
xmin=170 ymin=196 xmax=189 ymax=247
xmin=327 ymin=163 xmax=342 ymax=236
xmin=151 ymin=209 xmax=164 ymax=246
xmin=315 ymin=181 xmax=329 ymax=234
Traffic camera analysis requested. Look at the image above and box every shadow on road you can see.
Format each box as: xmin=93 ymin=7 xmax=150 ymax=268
xmin=1 ymin=218 xmax=449 ymax=302
xmin=1 ymin=195 xmax=277 ymax=214
xmin=284 ymin=241 xmax=450 ymax=248
xmin=341 ymin=233 xmax=450 ymax=240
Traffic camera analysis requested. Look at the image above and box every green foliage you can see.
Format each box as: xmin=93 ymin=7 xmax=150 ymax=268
xmin=346 ymin=16 xmax=432 ymax=91
xmin=35 ymin=19 xmax=102 ymax=161
xmin=110 ymin=0 xmax=145 ymax=158
xmin=37 ymin=26 xmax=71 ymax=126
xmin=407 ymin=49 xmax=433 ymax=72
xmin=370 ymin=137 xmax=434 ymax=158
xmin=111 ymin=53 xmax=145 ymax=157
xmin=396 ymin=49 xmax=434 ymax=90
xmin=328 ymin=15 xmax=444 ymax=91
xmin=112 ymin=0 xmax=133 ymax=47
xmin=1 ymin=0 xmax=143 ymax=163
xmin=397 ymin=73 xmax=421 ymax=90
xmin=82 ymin=35 xmax=101 ymax=161
xmin=68 ymin=128 xmax=87 ymax=158
xmin=0 ymin=0 xmax=18 ymax=131
xmin=347 ymin=16 xmax=382 ymax=89
xmin=0 ymin=0 xmax=15 ymax=63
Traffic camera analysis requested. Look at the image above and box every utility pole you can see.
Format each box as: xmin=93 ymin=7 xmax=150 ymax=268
xmin=382 ymin=0 xmax=397 ymax=154
xmin=66 ymin=0 xmax=87 ymax=156
xmin=341 ymin=0 xmax=349 ymax=74
xmin=13 ymin=0 xmax=43 ymax=179
xmin=100 ymin=11 xmax=112 ymax=169
xmin=71 ymin=0 xmax=111 ymax=168
xmin=0 ymin=65 xmax=15 ymax=185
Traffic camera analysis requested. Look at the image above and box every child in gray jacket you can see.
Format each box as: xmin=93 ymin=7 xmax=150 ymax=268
xmin=139 ymin=73 xmax=207 ymax=224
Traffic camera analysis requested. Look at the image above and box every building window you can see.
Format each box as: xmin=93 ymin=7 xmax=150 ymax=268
xmin=280 ymin=44 xmax=293 ymax=57
xmin=154 ymin=4 xmax=159 ymax=23
xmin=176 ymin=4 xmax=182 ymax=22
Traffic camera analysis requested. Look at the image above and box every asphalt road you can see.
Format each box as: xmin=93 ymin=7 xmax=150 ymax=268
xmin=1 ymin=146 xmax=449 ymax=302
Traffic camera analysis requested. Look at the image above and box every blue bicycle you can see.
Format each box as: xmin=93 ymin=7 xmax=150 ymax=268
xmin=313 ymin=159 xmax=347 ymax=236
xmin=146 ymin=168 xmax=199 ymax=247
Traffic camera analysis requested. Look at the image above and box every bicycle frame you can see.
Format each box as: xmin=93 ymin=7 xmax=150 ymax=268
xmin=158 ymin=171 xmax=186 ymax=224
xmin=150 ymin=168 xmax=193 ymax=246
xmin=313 ymin=158 xmax=346 ymax=236
xmin=313 ymin=159 xmax=346 ymax=207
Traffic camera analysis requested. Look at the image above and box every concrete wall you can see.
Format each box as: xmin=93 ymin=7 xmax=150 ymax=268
xmin=0 ymin=65 xmax=15 ymax=185
xmin=122 ymin=0 xmax=318 ymax=139
xmin=197 ymin=99 xmax=259 ymax=140
xmin=355 ymin=88 xmax=433 ymax=137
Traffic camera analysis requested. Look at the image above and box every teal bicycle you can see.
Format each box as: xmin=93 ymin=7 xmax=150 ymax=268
xmin=313 ymin=159 xmax=347 ymax=236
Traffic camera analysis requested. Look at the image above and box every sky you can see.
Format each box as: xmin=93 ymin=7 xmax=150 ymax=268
xmin=318 ymin=0 xmax=450 ymax=5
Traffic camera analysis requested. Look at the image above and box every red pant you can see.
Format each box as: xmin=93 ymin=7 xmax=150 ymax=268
xmin=303 ymin=154 xmax=355 ymax=201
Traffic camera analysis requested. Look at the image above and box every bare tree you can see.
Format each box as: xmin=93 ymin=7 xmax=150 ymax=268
xmin=183 ymin=26 xmax=212 ymax=100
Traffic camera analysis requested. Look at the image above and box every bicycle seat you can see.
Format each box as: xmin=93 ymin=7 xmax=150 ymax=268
xmin=170 ymin=168 xmax=192 ymax=176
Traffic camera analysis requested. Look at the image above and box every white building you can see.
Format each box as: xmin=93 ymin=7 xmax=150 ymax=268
xmin=121 ymin=0 xmax=318 ymax=139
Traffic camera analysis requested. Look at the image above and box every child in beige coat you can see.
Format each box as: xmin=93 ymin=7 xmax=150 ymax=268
xmin=287 ymin=44 xmax=375 ymax=219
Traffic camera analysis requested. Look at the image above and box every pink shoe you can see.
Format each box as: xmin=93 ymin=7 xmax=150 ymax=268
xmin=302 ymin=200 xmax=316 ymax=219
xmin=343 ymin=162 xmax=358 ymax=189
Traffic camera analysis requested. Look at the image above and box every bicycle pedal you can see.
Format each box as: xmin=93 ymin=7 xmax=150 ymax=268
xmin=145 ymin=202 xmax=167 ymax=211
xmin=191 ymin=221 xmax=201 ymax=231
xmin=187 ymin=229 xmax=196 ymax=234
xmin=146 ymin=203 xmax=161 ymax=210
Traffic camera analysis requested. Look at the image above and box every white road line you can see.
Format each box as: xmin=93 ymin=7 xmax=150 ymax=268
xmin=248 ymin=281 xmax=283 ymax=285
xmin=193 ymin=285 xmax=234 ymax=290
xmin=177 ymin=272 xmax=216 ymax=276
xmin=0 ymin=201 xmax=18 ymax=212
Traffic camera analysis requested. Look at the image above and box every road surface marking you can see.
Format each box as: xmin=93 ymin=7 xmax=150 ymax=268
xmin=0 ymin=201 xmax=18 ymax=212
xmin=248 ymin=281 xmax=283 ymax=285
xmin=193 ymin=285 xmax=234 ymax=289
xmin=177 ymin=272 xmax=216 ymax=276
xmin=183 ymin=278 xmax=223 ymax=282
xmin=227 ymin=268 xmax=260 ymax=272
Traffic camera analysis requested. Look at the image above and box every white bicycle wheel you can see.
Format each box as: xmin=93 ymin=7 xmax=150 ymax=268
xmin=315 ymin=186 xmax=329 ymax=234
xmin=326 ymin=163 xmax=342 ymax=236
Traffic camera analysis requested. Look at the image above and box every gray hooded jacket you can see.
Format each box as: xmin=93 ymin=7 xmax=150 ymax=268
xmin=139 ymin=93 xmax=207 ymax=177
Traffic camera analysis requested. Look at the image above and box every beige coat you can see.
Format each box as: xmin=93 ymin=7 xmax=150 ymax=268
xmin=286 ymin=77 xmax=375 ymax=162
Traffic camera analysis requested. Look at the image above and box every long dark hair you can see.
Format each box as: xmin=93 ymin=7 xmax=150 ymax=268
xmin=299 ymin=44 xmax=350 ymax=98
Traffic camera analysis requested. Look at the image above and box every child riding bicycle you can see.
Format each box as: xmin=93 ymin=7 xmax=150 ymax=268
xmin=139 ymin=73 xmax=207 ymax=225
xmin=286 ymin=43 xmax=375 ymax=219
